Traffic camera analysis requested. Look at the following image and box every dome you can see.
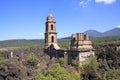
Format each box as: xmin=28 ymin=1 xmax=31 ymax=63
xmin=47 ymin=13 xmax=54 ymax=18
xmin=47 ymin=13 xmax=55 ymax=22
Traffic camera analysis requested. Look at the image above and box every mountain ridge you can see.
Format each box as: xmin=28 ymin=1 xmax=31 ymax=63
xmin=62 ymin=28 xmax=120 ymax=39
xmin=84 ymin=28 xmax=120 ymax=37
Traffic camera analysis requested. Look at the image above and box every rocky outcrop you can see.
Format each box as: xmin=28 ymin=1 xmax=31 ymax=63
xmin=0 ymin=61 xmax=28 ymax=80
xmin=0 ymin=47 xmax=58 ymax=80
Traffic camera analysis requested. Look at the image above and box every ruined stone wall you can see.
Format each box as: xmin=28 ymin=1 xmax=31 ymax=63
xmin=70 ymin=33 xmax=94 ymax=66
xmin=70 ymin=33 xmax=93 ymax=50
xmin=79 ymin=51 xmax=94 ymax=65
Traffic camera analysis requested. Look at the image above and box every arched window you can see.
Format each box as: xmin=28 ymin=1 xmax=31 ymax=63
xmin=73 ymin=37 xmax=76 ymax=41
xmin=84 ymin=35 xmax=87 ymax=40
xmin=51 ymin=36 xmax=54 ymax=42
xmin=51 ymin=24 xmax=53 ymax=30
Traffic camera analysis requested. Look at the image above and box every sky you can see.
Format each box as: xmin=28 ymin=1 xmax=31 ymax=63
xmin=0 ymin=0 xmax=120 ymax=40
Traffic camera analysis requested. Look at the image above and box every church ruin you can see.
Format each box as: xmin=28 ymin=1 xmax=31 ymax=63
xmin=44 ymin=13 xmax=94 ymax=66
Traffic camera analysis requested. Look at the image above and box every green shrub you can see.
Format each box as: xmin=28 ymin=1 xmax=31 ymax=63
xmin=35 ymin=72 xmax=46 ymax=80
xmin=35 ymin=63 xmax=81 ymax=80
xmin=72 ymin=59 xmax=79 ymax=68
xmin=105 ymin=68 xmax=120 ymax=80
xmin=79 ymin=55 xmax=100 ymax=79
xmin=27 ymin=53 xmax=39 ymax=66
xmin=0 ymin=56 xmax=6 ymax=64
xmin=59 ymin=57 xmax=65 ymax=67
xmin=79 ymin=55 xmax=99 ymax=70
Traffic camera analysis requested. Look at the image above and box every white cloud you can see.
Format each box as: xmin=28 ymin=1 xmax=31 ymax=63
xmin=79 ymin=0 xmax=92 ymax=8
xmin=79 ymin=0 xmax=116 ymax=8
xmin=95 ymin=0 xmax=116 ymax=4
xmin=117 ymin=25 xmax=120 ymax=28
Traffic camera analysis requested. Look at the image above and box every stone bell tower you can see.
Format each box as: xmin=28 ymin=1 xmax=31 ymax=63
xmin=44 ymin=14 xmax=58 ymax=49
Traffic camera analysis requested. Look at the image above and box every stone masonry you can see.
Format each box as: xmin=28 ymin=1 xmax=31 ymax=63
xmin=44 ymin=13 xmax=94 ymax=66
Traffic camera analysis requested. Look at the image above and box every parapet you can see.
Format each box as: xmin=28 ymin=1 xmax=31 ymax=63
xmin=70 ymin=33 xmax=93 ymax=50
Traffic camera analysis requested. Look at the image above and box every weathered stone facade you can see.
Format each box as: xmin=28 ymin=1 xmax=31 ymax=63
xmin=44 ymin=14 xmax=59 ymax=49
xmin=70 ymin=33 xmax=94 ymax=65
xmin=44 ymin=13 xmax=94 ymax=66
xmin=70 ymin=33 xmax=93 ymax=50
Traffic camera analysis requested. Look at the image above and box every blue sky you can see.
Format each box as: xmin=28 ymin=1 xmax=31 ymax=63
xmin=0 ymin=0 xmax=120 ymax=40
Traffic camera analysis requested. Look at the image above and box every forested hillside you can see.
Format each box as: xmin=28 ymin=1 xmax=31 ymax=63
xmin=0 ymin=39 xmax=44 ymax=48
xmin=92 ymin=36 xmax=120 ymax=45
xmin=0 ymin=39 xmax=70 ymax=48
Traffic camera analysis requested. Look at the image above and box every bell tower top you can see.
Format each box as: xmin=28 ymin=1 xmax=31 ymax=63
xmin=47 ymin=13 xmax=55 ymax=22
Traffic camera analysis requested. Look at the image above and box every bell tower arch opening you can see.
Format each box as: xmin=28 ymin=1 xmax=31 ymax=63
xmin=51 ymin=36 xmax=54 ymax=42
xmin=51 ymin=24 xmax=54 ymax=30
xmin=84 ymin=35 xmax=87 ymax=40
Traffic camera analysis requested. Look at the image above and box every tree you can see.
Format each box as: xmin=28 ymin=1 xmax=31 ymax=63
xmin=27 ymin=53 xmax=39 ymax=66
